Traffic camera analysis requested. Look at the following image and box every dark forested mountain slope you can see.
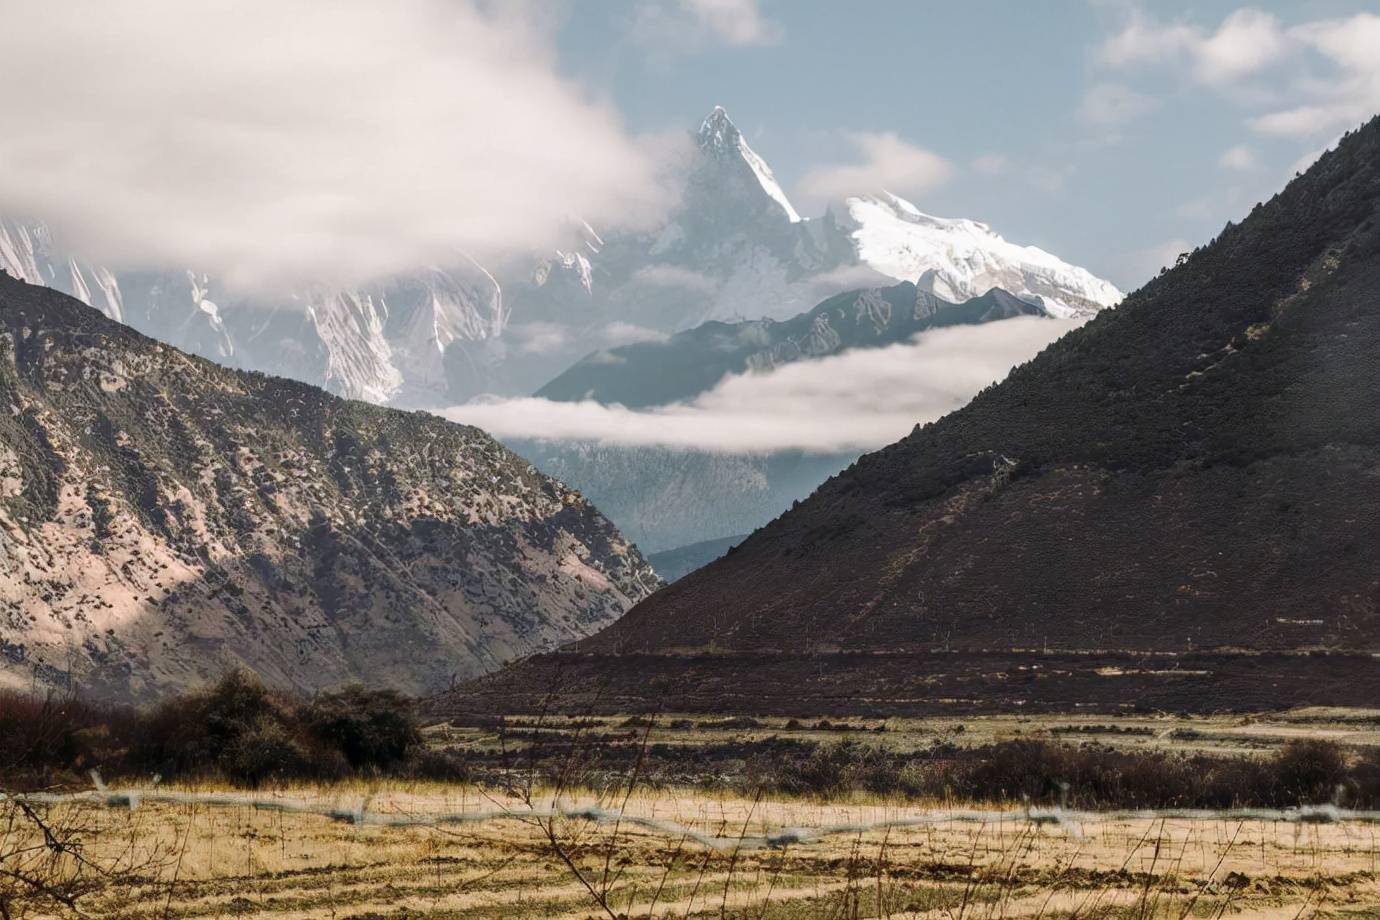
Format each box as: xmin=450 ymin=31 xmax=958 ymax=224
xmin=0 ymin=275 xmax=658 ymax=701
xmin=444 ymin=118 xmax=1380 ymax=717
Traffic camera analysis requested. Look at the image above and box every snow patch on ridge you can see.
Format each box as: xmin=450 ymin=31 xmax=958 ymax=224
xmin=841 ymin=193 xmax=1122 ymax=315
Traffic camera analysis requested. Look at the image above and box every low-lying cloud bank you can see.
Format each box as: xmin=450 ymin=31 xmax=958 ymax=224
xmin=444 ymin=317 xmax=1082 ymax=454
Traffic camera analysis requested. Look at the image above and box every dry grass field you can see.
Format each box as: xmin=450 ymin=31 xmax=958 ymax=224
xmin=427 ymin=707 xmax=1380 ymax=763
xmin=5 ymin=709 xmax=1379 ymax=919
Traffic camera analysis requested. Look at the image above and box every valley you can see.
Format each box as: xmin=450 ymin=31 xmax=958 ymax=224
xmin=3 ymin=5 xmax=1379 ymax=916
xmin=5 ymin=708 xmax=1379 ymax=918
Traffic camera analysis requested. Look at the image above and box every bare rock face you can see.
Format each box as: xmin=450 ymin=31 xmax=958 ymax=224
xmin=0 ymin=273 xmax=659 ymax=701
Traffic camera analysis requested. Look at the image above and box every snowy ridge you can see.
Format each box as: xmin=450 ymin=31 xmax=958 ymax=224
xmin=0 ymin=215 xmax=511 ymax=404
xmin=841 ymin=193 xmax=1122 ymax=316
xmin=0 ymin=218 xmax=126 ymax=322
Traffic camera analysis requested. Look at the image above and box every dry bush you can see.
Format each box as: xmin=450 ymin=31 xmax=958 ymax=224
xmin=2 ymin=671 xmax=420 ymax=788
xmin=1272 ymin=738 xmax=1350 ymax=803
xmin=747 ymin=738 xmax=1376 ymax=808
xmin=0 ymin=798 xmax=169 ymax=918
xmin=298 ymin=684 xmax=420 ymax=771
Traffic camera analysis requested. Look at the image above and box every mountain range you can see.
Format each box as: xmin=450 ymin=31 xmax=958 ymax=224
xmin=444 ymin=117 xmax=1380 ymax=717
xmin=0 ymin=272 xmax=658 ymax=701
xmin=0 ymin=107 xmax=1119 ymax=410
xmin=1 ymin=107 xmax=1124 ymax=565
xmin=537 ymin=283 xmax=1045 ymax=407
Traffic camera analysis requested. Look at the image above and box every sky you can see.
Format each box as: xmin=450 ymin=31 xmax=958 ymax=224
xmin=552 ymin=0 xmax=1380 ymax=291
xmin=0 ymin=1 xmax=1374 ymax=293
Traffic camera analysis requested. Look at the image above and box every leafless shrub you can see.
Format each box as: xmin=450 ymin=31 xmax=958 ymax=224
xmin=0 ymin=797 xmax=169 ymax=918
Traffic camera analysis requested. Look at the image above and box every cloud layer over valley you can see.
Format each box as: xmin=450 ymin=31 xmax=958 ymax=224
xmin=444 ymin=317 xmax=1081 ymax=454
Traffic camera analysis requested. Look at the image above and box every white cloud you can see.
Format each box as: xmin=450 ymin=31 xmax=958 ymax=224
xmin=0 ymin=0 xmax=670 ymax=291
xmin=971 ymin=154 xmax=1009 ymax=176
xmin=798 ymin=133 xmax=953 ymax=202
xmin=601 ymin=322 xmax=670 ymax=346
xmin=443 ymin=317 xmax=1081 ymax=453
xmin=1218 ymin=145 xmax=1257 ymax=170
xmin=1096 ymin=8 xmax=1286 ymax=84
xmin=1096 ymin=14 xmax=1199 ymax=70
xmin=1288 ymin=142 xmax=1332 ymax=177
xmin=630 ymin=264 xmax=718 ymax=293
xmin=1079 ymin=83 xmax=1158 ymax=126
xmin=1249 ymin=14 xmax=1380 ymax=137
xmin=1129 ymin=238 xmax=1194 ymax=284
xmin=630 ymin=0 xmax=779 ymax=56
xmin=680 ymin=0 xmax=779 ymax=46
xmin=1194 ymin=9 xmax=1288 ymax=84
xmin=1096 ymin=8 xmax=1379 ymax=139
xmin=508 ymin=322 xmax=572 ymax=356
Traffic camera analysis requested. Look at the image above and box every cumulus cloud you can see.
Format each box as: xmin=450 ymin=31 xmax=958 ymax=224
xmin=443 ymin=317 xmax=1080 ymax=453
xmin=1095 ymin=7 xmax=1380 ymax=138
xmin=971 ymin=154 xmax=1009 ymax=176
xmin=1288 ymin=144 xmax=1331 ymax=177
xmin=630 ymin=264 xmax=718 ymax=293
xmin=601 ymin=322 xmax=670 ymax=346
xmin=1096 ymin=8 xmax=1286 ymax=84
xmin=507 ymin=322 xmax=573 ymax=356
xmin=1218 ymin=145 xmax=1257 ymax=170
xmin=1249 ymin=13 xmax=1380 ymax=137
xmin=1079 ymin=83 xmax=1158 ymax=126
xmin=680 ymin=0 xmax=779 ymax=46
xmin=798 ymin=133 xmax=953 ymax=202
xmin=1128 ymin=239 xmax=1194 ymax=284
xmin=0 ymin=0 xmax=670 ymax=291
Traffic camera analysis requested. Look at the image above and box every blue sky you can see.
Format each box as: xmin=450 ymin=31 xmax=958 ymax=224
xmin=554 ymin=1 xmax=1380 ymax=291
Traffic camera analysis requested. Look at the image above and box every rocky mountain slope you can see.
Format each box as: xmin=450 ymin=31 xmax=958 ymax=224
xmin=1 ymin=108 xmax=1119 ymax=407
xmin=444 ymin=117 xmax=1380 ymax=716
xmin=0 ymin=218 xmax=508 ymax=407
xmin=0 ymin=274 xmax=658 ymax=702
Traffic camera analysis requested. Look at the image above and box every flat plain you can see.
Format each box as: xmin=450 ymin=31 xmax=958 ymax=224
xmin=6 ymin=709 xmax=1379 ymax=919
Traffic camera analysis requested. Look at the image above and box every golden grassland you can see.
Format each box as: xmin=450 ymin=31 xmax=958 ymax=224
xmin=9 ymin=782 xmax=1380 ymax=919
xmin=5 ymin=708 xmax=1380 ymax=919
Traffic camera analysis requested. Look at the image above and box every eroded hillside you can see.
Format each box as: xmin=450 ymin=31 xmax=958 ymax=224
xmin=0 ymin=275 xmax=659 ymax=700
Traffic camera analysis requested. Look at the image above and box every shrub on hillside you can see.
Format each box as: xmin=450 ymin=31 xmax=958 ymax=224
xmin=0 ymin=690 xmax=134 ymax=780
xmin=1272 ymin=739 xmax=1349 ymax=804
xmin=130 ymin=671 xmax=343 ymax=785
xmin=300 ymin=685 xmax=420 ymax=770
xmin=743 ymin=738 xmax=1377 ymax=809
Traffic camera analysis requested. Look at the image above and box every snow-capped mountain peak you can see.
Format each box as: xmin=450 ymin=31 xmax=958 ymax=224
xmin=695 ymin=106 xmax=801 ymax=224
xmin=2 ymin=108 xmax=1124 ymax=406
